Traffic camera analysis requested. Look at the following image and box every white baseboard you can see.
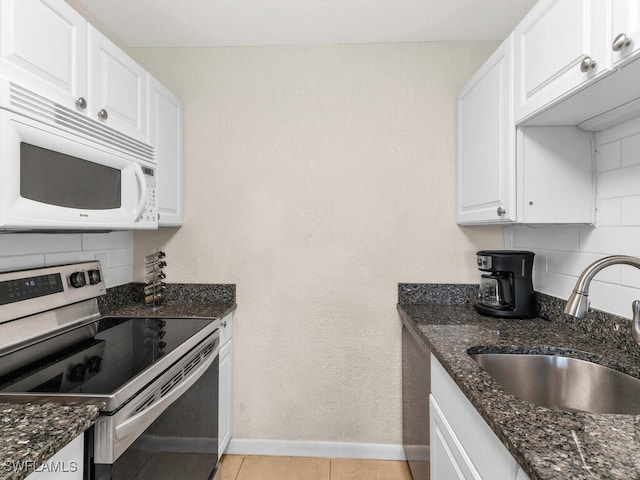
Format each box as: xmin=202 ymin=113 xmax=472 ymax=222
xmin=225 ymin=438 xmax=406 ymax=461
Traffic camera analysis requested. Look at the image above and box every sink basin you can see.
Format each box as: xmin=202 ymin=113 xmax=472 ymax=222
xmin=469 ymin=351 xmax=640 ymax=414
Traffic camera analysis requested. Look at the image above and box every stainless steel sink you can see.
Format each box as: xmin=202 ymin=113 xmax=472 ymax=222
xmin=469 ymin=352 xmax=640 ymax=414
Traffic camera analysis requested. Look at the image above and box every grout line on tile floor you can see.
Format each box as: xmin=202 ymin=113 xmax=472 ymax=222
xmin=233 ymin=455 xmax=246 ymax=480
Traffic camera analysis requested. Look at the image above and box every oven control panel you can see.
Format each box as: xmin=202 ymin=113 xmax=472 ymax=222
xmin=0 ymin=261 xmax=106 ymax=325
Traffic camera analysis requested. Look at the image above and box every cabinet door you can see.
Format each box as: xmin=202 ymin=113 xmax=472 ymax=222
xmin=517 ymin=126 xmax=594 ymax=224
xmin=514 ymin=0 xmax=609 ymax=122
xmin=431 ymin=355 xmax=522 ymax=480
xmin=26 ymin=434 xmax=84 ymax=479
xmin=218 ymin=339 xmax=233 ymax=458
xmin=457 ymin=36 xmax=516 ymax=224
xmin=88 ymin=25 xmax=147 ymax=141
xmin=430 ymin=396 xmax=480 ymax=480
xmin=149 ymin=76 xmax=183 ymax=226
xmin=611 ymin=1 xmax=640 ymax=67
xmin=0 ymin=0 xmax=87 ymax=110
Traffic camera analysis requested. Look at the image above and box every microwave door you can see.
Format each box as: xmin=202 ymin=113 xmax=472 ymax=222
xmin=0 ymin=110 xmax=156 ymax=230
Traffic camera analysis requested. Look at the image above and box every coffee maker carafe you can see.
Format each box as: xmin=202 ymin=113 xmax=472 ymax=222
xmin=475 ymin=250 xmax=536 ymax=319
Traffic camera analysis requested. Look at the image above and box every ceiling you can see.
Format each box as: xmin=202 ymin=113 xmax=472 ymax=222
xmin=67 ymin=0 xmax=538 ymax=48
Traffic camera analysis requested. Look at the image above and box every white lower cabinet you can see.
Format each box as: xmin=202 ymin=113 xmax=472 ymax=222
xmin=26 ymin=434 xmax=84 ymax=479
xmin=430 ymin=355 xmax=529 ymax=480
xmin=218 ymin=313 xmax=233 ymax=458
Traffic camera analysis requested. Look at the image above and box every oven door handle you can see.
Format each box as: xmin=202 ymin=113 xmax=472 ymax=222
xmin=114 ymin=345 xmax=218 ymax=440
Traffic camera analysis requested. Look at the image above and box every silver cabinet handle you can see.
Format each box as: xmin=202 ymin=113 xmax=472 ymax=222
xmin=75 ymin=97 xmax=87 ymax=109
xmin=98 ymin=108 xmax=109 ymax=120
xmin=612 ymin=33 xmax=632 ymax=52
xmin=221 ymin=320 xmax=227 ymax=328
xmin=497 ymin=206 xmax=506 ymax=217
xmin=580 ymin=56 xmax=596 ymax=73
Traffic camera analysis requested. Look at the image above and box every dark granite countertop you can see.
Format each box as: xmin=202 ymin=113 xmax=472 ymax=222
xmin=0 ymin=282 xmax=236 ymax=480
xmin=0 ymin=404 xmax=99 ymax=480
xmin=98 ymin=283 xmax=237 ymax=319
xmin=398 ymin=284 xmax=640 ymax=480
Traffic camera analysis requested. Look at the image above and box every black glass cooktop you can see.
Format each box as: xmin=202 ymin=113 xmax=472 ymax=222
xmin=0 ymin=317 xmax=216 ymax=396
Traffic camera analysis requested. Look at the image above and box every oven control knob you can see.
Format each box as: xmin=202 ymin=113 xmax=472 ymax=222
xmin=88 ymin=269 xmax=102 ymax=285
xmin=68 ymin=363 xmax=87 ymax=382
xmin=86 ymin=356 xmax=103 ymax=373
xmin=69 ymin=272 xmax=86 ymax=288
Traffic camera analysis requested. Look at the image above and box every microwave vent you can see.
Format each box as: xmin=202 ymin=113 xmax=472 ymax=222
xmin=8 ymin=83 xmax=155 ymax=163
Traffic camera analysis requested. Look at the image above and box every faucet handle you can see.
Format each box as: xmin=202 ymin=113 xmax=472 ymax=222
xmin=632 ymin=300 xmax=640 ymax=345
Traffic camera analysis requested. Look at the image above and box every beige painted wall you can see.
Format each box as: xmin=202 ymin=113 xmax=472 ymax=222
xmin=130 ymin=42 xmax=503 ymax=446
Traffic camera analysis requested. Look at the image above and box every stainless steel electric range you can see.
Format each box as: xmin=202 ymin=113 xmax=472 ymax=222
xmin=0 ymin=261 xmax=221 ymax=480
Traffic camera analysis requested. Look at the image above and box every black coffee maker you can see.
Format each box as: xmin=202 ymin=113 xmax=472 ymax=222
xmin=475 ymin=250 xmax=536 ymax=319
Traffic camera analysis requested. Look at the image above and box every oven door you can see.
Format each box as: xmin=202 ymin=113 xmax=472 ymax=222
xmin=91 ymin=335 xmax=220 ymax=480
xmin=0 ymin=109 xmax=156 ymax=231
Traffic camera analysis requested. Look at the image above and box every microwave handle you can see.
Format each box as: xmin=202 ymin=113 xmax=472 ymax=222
xmin=133 ymin=163 xmax=148 ymax=221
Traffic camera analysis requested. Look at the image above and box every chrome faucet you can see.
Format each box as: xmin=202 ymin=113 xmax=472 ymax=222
xmin=564 ymin=255 xmax=640 ymax=344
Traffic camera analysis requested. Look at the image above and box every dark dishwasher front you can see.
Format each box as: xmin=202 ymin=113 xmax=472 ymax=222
xmin=92 ymin=355 xmax=219 ymax=480
xmin=402 ymin=324 xmax=430 ymax=480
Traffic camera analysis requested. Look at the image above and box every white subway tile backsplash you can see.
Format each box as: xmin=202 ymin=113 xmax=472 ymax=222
xmin=622 ymin=133 xmax=640 ymax=167
xmin=0 ymin=255 xmax=45 ymax=273
xmin=532 ymin=270 xmax=577 ymax=299
xmin=596 ymin=141 xmax=621 ymax=172
xmin=586 ymin=280 xmax=639 ymax=319
xmin=596 ymin=198 xmax=622 ymax=226
xmin=0 ymin=234 xmax=82 ymax=255
xmin=82 ymin=232 xmax=133 ymax=250
xmin=516 ymin=225 xmax=581 ymax=251
xmin=621 ymin=266 xmax=640 ymax=290
xmin=104 ymin=248 xmax=134 ymax=268
xmin=0 ymin=232 xmax=134 ymax=287
xmin=45 ymin=251 xmax=96 ymax=266
xmin=579 ymin=226 xmax=640 ymax=256
xmin=105 ymin=264 xmax=133 ymax=287
xmin=596 ymin=169 xmax=622 ymax=199
xmin=597 ymin=116 xmax=640 ymax=144
xmin=621 ymin=196 xmax=640 ymax=226
xmin=547 ymin=251 xmax=620 ymax=283
xmin=524 ymin=117 xmax=640 ymax=317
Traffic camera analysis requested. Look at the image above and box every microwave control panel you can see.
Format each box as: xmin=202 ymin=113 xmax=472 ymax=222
xmin=141 ymin=166 xmax=157 ymax=222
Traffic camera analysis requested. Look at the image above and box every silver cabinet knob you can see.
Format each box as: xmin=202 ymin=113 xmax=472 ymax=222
xmin=497 ymin=206 xmax=506 ymax=217
xmin=221 ymin=320 xmax=227 ymax=328
xmin=612 ymin=33 xmax=632 ymax=52
xmin=75 ymin=97 xmax=87 ymax=109
xmin=580 ymin=56 xmax=596 ymax=73
xmin=97 ymin=109 xmax=109 ymax=120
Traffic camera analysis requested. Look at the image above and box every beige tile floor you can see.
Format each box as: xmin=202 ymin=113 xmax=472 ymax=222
xmin=219 ymin=455 xmax=415 ymax=480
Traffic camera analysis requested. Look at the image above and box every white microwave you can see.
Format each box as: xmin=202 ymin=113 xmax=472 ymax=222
xmin=0 ymin=81 xmax=157 ymax=231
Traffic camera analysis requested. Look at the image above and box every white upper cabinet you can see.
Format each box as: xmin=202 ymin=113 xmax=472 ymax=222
xmin=610 ymin=1 xmax=640 ymax=67
xmin=0 ymin=0 xmax=87 ymax=110
xmin=514 ymin=0 xmax=609 ymax=122
xmin=149 ymin=76 xmax=183 ymax=226
xmin=457 ymin=36 xmax=516 ymax=224
xmin=88 ymin=25 xmax=148 ymax=141
xmin=516 ymin=126 xmax=594 ymax=224
xmin=0 ymin=1 xmax=149 ymax=143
